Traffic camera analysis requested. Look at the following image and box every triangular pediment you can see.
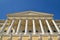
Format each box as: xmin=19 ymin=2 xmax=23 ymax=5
xmin=7 ymin=11 xmax=54 ymax=17
xmin=24 ymin=13 xmax=38 ymax=15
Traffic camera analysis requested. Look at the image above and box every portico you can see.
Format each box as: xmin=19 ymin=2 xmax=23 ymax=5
xmin=0 ymin=11 xmax=60 ymax=40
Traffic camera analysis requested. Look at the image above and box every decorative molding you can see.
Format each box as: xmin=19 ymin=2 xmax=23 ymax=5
xmin=8 ymin=17 xmax=53 ymax=19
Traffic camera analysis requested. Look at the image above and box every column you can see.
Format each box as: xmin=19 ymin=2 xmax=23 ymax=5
xmin=6 ymin=20 xmax=14 ymax=34
xmin=45 ymin=20 xmax=53 ymax=34
xmin=39 ymin=20 xmax=44 ymax=34
xmin=24 ymin=20 xmax=28 ymax=34
xmin=52 ymin=20 xmax=60 ymax=33
xmin=0 ymin=20 xmax=8 ymax=32
xmin=32 ymin=19 xmax=36 ymax=34
xmin=15 ymin=20 xmax=21 ymax=34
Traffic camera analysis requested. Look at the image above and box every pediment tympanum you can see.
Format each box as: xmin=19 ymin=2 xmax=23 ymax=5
xmin=7 ymin=11 xmax=53 ymax=17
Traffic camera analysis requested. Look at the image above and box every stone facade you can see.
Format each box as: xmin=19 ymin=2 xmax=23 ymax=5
xmin=0 ymin=11 xmax=60 ymax=40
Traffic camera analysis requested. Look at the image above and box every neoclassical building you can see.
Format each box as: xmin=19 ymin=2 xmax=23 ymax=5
xmin=0 ymin=11 xmax=60 ymax=40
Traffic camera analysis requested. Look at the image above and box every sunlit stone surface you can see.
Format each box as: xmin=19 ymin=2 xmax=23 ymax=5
xmin=0 ymin=11 xmax=60 ymax=40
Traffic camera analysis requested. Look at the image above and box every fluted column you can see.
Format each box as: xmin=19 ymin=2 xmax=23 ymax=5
xmin=6 ymin=20 xmax=14 ymax=34
xmin=0 ymin=20 xmax=8 ymax=32
xmin=32 ymin=19 xmax=36 ymax=34
xmin=52 ymin=20 xmax=60 ymax=33
xmin=39 ymin=20 xmax=44 ymax=34
xmin=45 ymin=20 xmax=53 ymax=34
xmin=15 ymin=20 xmax=21 ymax=34
xmin=24 ymin=20 xmax=28 ymax=34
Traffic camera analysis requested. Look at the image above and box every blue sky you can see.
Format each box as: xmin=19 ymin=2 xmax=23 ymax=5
xmin=0 ymin=0 xmax=60 ymax=20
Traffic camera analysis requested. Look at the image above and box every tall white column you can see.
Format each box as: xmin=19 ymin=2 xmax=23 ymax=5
xmin=15 ymin=20 xmax=21 ymax=34
xmin=32 ymin=19 xmax=36 ymax=34
xmin=24 ymin=20 xmax=28 ymax=34
xmin=6 ymin=20 xmax=14 ymax=34
xmin=39 ymin=20 xmax=44 ymax=34
xmin=0 ymin=20 xmax=8 ymax=32
xmin=52 ymin=20 xmax=60 ymax=33
xmin=45 ymin=20 xmax=53 ymax=34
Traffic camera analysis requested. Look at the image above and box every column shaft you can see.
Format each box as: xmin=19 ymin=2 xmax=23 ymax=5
xmin=52 ymin=20 xmax=60 ymax=32
xmin=15 ymin=20 xmax=21 ymax=34
xmin=6 ymin=20 xmax=14 ymax=34
xmin=45 ymin=20 xmax=53 ymax=34
xmin=39 ymin=20 xmax=44 ymax=34
xmin=24 ymin=20 xmax=28 ymax=34
xmin=0 ymin=20 xmax=8 ymax=32
xmin=32 ymin=20 xmax=36 ymax=34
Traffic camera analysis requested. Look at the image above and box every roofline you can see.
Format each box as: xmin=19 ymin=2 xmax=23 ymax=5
xmin=7 ymin=11 xmax=54 ymax=17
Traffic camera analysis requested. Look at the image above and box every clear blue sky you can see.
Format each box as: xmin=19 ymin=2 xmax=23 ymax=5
xmin=0 ymin=0 xmax=60 ymax=20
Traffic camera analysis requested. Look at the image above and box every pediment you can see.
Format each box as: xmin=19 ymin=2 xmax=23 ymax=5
xmin=24 ymin=13 xmax=38 ymax=15
xmin=7 ymin=11 xmax=54 ymax=17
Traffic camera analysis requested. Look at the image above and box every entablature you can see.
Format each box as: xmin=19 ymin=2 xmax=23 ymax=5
xmin=8 ymin=17 xmax=53 ymax=20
